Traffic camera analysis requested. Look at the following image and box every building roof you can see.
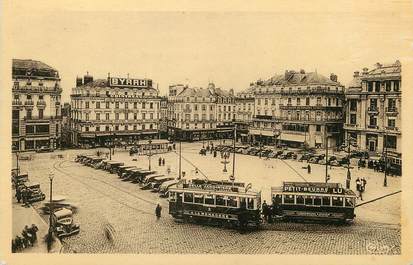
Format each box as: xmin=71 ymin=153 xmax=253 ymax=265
xmin=366 ymin=61 xmax=401 ymax=77
xmin=176 ymin=83 xmax=234 ymax=98
xmin=265 ymin=71 xmax=340 ymax=86
xmin=347 ymin=76 xmax=362 ymax=90
xmin=12 ymin=59 xmax=59 ymax=79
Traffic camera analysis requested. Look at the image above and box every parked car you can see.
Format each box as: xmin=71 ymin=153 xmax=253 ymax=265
xmin=308 ymin=157 xmax=320 ymax=164
xmin=36 ymin=146 xmax=53 ymax=153
xmin=52 ymin=209 xmax=80 ymax=239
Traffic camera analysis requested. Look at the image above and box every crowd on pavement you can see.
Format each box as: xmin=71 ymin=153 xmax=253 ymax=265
xmin=11 ymin=224 xmax=39 ymax=253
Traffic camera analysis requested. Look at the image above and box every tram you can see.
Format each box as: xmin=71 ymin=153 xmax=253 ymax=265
xmin=271 ymin=181 xmax=356 ymax=223
xmin=168 ymin=179 xmax=261 ymax=229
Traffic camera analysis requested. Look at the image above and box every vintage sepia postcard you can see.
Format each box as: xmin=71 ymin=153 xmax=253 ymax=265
xmin=1 ymin=1 xmax=413 ymax=265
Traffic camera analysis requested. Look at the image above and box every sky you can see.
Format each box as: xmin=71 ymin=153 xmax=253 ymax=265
xmin=5 ymin=1 xmax=413 ymax=102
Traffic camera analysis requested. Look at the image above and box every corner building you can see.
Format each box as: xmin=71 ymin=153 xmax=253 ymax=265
xmin=70 ymin=74 xmax=160 ymax=147
xmin=344 ymin=61 xmax=401 ymax=159
xmin=250 ymin=70 xmax=345 ymax=148
xmin=12 ymin=59 xmax=62 ymax=151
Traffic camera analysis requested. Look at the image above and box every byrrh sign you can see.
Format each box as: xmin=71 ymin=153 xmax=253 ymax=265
xmin=109 ymin=77 xmax=152 ymax=88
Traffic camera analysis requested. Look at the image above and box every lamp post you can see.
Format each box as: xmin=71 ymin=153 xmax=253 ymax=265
xmin=148 ymin=139 xmax=152 ymax=171
xmin=16 ymin=151 xmax=20 ymax=175
xmin=47 ymin=173 xmax=54 ymax=252
xmin=222 ymin=152 xmax=229 ymax=173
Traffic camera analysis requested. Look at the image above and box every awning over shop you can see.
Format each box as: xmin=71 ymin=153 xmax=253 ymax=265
xmin=249 ymin=128 xmax=274 ymax=137
xmin=281 ymin=133 xmax=305 ymax=142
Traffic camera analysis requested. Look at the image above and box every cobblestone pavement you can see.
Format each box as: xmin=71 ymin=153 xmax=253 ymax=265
xmin=14 ymin=144 xmax=401 ymax=254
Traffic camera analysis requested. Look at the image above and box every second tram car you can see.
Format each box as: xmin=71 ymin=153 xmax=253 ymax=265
xmin=271 ymin=182 xmax=356 ymax=223
xmin=168 ymin=179 xmax=261 ymax=229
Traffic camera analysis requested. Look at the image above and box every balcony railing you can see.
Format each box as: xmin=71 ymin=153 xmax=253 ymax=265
xmin=344 ymin=123 xmax=358 ymax=128
xmin=385 ymin=126 xmax=399 ymax=131
xmin=37 ymin=100 xmax=46 ymax=107
xmin=367 ymin=125 xmax=378 ymax=129
xmin=24 ymin=100 xmax=34 ymax=106
xmin=385 ymin=107 xmax=398 ymax=113
xmin=12 ymin=100 xmax=22 ymax=106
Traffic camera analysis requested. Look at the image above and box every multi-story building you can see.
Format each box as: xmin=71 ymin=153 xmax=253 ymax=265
xmin=344 ymin=61 xmax=401 ymax=159
xmin=60 ymin=102 xmax=72 ymax=148
xmin=159 ymin=96 xmax=168 ymax=139
xmin=249 ymin=70 xmax=345 ymax=148
xmin=70 ymin=74 xmax=160 ymax=147
xmin=167 ymin=82 xmax=235 ymax=141
xmin=235 ymin=86 xmax=255 ymax=143
xmin=12 ymin=59 xmax=62 ymax=151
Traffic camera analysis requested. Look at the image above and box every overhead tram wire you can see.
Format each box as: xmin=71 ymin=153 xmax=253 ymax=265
xmin=277 ymin=158 xmax=309 ymax=183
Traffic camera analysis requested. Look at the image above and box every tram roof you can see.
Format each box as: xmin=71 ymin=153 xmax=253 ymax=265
xmin=137 ymin=139 xmax=170 ymax=145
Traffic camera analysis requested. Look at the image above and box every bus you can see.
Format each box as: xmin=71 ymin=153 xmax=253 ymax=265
xmin=271 ymin=181 xmax=356 ymax=223
xmin=168 ymin=179 xmax=261 ymax=229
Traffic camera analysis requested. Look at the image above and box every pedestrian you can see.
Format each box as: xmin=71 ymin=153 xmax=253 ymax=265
xmin=267 ymin=205 xmax=273 ymax=223
xmin=12 ymin=238 xmax=16 ymax=253
xmin=356 ymin=178 xmax=363 ymax=200
xmin=16 ymin=188 xmax=21 ymax=203
xmin=15 ymin=236 xmax=23 ymax=251
xmin=21 ymin=227 xmax=31 ymax=248
xmin=162 ymin=158 xmax=165 ymax=166
xmin=213 ymin=150 xmax=217 ymax=158
xmin=158 ymin=157 xmax=162 ymax=166
xmin=307 ymin=164 xmax=311 ymax=174
xmin=155 ymin=203 xmax=162 ymax=219
xmin=362 ymin=177 xmax=367 ymax=191
xmin=30 ymin=224 xmax=38 ymax=243
xmin=262 ymin=200 xmax=269 ymax=222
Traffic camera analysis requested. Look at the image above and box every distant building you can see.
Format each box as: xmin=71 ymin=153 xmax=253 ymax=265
xmin=235 ymin=86 xmax=255 ymax=143
xmin=167 ymin=83 xmax=235 ymax=141
xmin=12 ymin=59 xmax=62 ymax=151
xmin=61 ymin=103 xmax=72 ymax=148
xmin=249 ymin=70 xmax=345 ymax=148
xmin=70 ymin=74 xmax=160 ymax=147
xmin=159 ymin=96 xmax=168 ymax=138
xmin=344 ymin=61 xmax=401 ymax=158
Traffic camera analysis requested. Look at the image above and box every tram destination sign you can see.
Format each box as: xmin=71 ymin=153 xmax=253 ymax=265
xmin=109 ymin=77 xmax=152 ymax=88
xmin=186 ymin=183 xmax=239 ymax=192
xmin=283 ymin=183 xmax=344 ymax=194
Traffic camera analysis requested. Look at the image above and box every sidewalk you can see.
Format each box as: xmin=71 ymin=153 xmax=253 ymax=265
xmin=12 ymin=197 xmax=62 ymax=253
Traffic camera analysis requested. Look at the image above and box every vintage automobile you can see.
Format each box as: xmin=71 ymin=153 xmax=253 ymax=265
xmin=39 ymin=196 xmax=79 ymax=214
xmin=140 ymin=174 xmax=165 ymax=188
xmin=36 ymin=146 xmax=54 ymax=153
xmin=24 ymin=182 xmax=46 ymax=203
xmin=130 ymin=169 xmax=156 ymax=183
xmin=308 ymin=156 xmax=320 ymax=164
xmin=120 ymin=167 xmax=141 ymax=180
xmin=13 ymin=173 xmax=29 ymax=189
xmin=158 ymin=180 xmax=179 ymax=197
xmin=117 ymin=165 xmax=137 ymax=177
xmin=150 ymin=177 xmax=175 ymax=191
xmin=52 ymin=208 xmax=80 ymax=239
xmin=87 ymin=157 xmax=104 ymax=167
xmin=104 ymin=161 xmax=125 ymax=173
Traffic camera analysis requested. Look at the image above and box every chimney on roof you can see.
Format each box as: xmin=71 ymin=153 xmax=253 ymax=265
xmin=285 ymin=70 xmax=294 ymax=80
xmin=330 ymin=73 xmax=338 ymax=82
xmin=362 ymin=67 xmax=369 ymax=75
xmin=84 ymin=72 xmax=93 ymax=85
xmin=375 ymin=62 xmax=382 ymax=69
xmin=229 ymin=88 xmax=234 ymax=96
xmin=76 ymin=76 xmax=83 ymax=87
xmin=300 ymin=69 xmax=305 ymax=74
xmin=395 ymin=60 xmax=401 ymax=66
xmin=353 ymin=71 xmax=360 ymax=78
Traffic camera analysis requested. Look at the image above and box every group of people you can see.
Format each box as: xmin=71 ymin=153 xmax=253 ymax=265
xmin=355 ymin=177 xmax=367 ymax=200
xmin=261 ymin=198 xmax=282 ymax=223
xmin=158 ymin=157 xmax=166 ymax=167
xmin=11 ymin=224 xmax=39 ymax=253
xmin=15 ymin=185 xmax=31 ymax=207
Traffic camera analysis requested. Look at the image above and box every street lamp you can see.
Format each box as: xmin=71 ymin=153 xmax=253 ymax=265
xmin=16 ymin=151 xmax=20 ymax=175
xmin=148 ymin=139 xmax=152 ymax=171
xmin=221 ymin=152 xmax=229 ymax=172
xmin=47 ymin=173 xmax=54 ymax=252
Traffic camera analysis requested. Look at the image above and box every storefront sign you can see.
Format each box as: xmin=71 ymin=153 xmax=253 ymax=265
xmin=109 ymin=77 xmax=152 ymax=88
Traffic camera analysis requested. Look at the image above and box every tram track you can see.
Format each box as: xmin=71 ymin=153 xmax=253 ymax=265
xmin=51 ymin=159 xmax=157 ymax=216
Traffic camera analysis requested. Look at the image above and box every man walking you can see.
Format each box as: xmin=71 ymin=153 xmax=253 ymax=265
xmin=155 ymin=203 xmax=162 ymax=219
xmin=307 ymin=164 xmax=311 ymax=174
xmin=262 ymin=200 xmax=269 ymax=222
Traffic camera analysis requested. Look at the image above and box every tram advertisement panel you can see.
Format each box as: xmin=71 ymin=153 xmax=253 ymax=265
xmin=283 ymin=182 xmax=344 ymax=195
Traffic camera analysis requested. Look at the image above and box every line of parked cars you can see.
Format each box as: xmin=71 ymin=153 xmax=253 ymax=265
xmin=75 ymin=154 xmax=179 ymax=198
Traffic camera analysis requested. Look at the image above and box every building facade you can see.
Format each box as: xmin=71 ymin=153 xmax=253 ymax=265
xmin=344 ymin=61 xmax=401 ymax=159
xmin=235 ymin=86 xmax=255 ymax=143
xmin=12 ymin=59 xmax=62 ymax=151
xmin=167 ymin=83 xmax=235 ymax=141
xmin=70 ymin=74 xmax=160 ymax=147
xmin=159 ymin=96 xmax=168 ymax=139
xmin=249 ymin=70 xmax=345 ymax=148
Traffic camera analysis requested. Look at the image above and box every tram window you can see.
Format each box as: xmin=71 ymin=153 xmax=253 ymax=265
xmin=216 ymin=195 xmax=225 ymax=206
xmin=204 ymin=194 xmax=215 ymax=205
xmin=177 ymin=193 xmax=183 ymax=202
xmin=184 ymin=193 xmax=194 ymax=203
xmin=169 ymin=192 xmax=176 ymax=202
xmin=227 ymin=196 xmax=238 ymax=208
xmin=194 ymin=194 xmax=204 ymax=204
xmin=284 ymin=195 xmax=295 ymax=204
xmin=247 ymin=198 xmax=254 ymax=209
xmin=322 ymin=196 xmax=331 ymax=206
xmin=332 ymin=196 xmax=344 ymax=207
xmin=345 ymin=197 xmax=355 ymax=207
xmin=314 ymin=196 xmax=322 ymax=206
xmin=305 ymin=196 xmax=313 ymax=206
xmin=296 ymin=195 xmax=305 ymax=205
xmin=240 ymin=197 xmax=246 ymax=209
